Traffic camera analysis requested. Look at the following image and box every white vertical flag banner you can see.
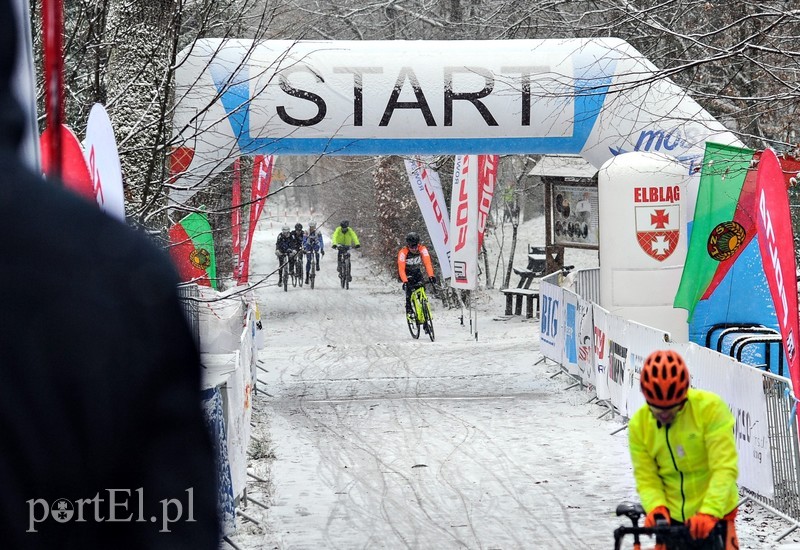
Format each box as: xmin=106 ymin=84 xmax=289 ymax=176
xmin=450 ymin=155 xmax=479 ymax=289
xmin=404 ymin=157 xmax=452 ymax=278
xmin=84 ymin=104 xmax=126 ymax=221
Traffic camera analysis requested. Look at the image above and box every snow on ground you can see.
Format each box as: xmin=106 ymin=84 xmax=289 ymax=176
xmin=227 ymin=215 xmax=799 ymax=549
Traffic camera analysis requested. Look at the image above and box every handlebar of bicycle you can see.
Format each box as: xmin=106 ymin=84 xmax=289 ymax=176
xmin=407 ymin=278 xmax=440 ymax=291
xmin=613 ymin=522 xmax=724 ymax=550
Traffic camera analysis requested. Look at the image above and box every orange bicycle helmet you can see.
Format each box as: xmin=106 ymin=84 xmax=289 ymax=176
xmin=640 ymin=350 xmax=689 ymax=408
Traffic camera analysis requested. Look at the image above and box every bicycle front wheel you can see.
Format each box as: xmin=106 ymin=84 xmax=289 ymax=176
xmin=422 ymin=297 xmax=434 ymax=341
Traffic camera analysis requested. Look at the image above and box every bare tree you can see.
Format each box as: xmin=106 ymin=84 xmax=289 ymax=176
xmin=34 ymin=0 xmax=800 ymax=282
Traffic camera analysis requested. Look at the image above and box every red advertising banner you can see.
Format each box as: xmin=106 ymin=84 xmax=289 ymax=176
xmin=756 ymin=148 xmax=800 ymax=395
xmin=231 ymin=158 xmax=242 ymax=281
xmin=40 ymin=124 xmax=95 ymax=202
xmin=477 ymin=155 xmax=498 ymax=248
xmin=238 ymin=155 xmax=273 ymax=283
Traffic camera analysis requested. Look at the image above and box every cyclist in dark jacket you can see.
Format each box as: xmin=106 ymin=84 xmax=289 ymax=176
xmin=290 ymin=223 xmax=305 ymax=253
xmin=302 ymin=220 xmax=325 ymax=284
xmin=275 ymin=225 xmax=295 ymax=285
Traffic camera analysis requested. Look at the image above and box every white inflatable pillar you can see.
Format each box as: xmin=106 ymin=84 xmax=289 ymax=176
xmin=598 ymin=152 xmax=689 ymax=341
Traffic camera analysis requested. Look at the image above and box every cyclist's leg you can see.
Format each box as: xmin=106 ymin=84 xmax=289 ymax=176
xmin=405 ymin=285 xmax=414 ymax=315
xmin=316 ymin=251 xmax=320 ymax=270
xmin=722 ymin=509 xmax=738 ymax=550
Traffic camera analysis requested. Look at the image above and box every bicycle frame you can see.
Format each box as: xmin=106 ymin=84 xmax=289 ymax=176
xmin=337 ymin=245 xmax=351 ymax=288
xmin=410 ymin=285 xmax=428 ymax=323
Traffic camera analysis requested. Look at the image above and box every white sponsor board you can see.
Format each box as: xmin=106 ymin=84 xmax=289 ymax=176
xmin=592 ymin=305 xmax=611 ymax=401
xmin=681 ymin=344 xmax=774 ymax=498
xmin=539 ymin=277 xmax=564 ymax=364
xmin=577 ymin=296 xmax=596 ymax=387
xmin=562 ymin=290 xmax=581 ymax=377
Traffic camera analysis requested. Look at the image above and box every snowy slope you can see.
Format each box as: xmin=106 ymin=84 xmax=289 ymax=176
xmin=228 ymin=215 xmax=794 ymax=549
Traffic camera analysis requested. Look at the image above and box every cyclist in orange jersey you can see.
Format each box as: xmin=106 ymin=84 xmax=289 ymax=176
xmin=398 ymin=232 xmax=436 ymax=317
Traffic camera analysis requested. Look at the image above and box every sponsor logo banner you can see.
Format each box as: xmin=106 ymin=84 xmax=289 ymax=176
xmin=404 ymin=157 xmax=452 ymax=278
xmin=449 ymin=155 xmax=479 ymax=288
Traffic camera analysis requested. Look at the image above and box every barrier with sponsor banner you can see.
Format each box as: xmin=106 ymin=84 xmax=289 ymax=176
xmin=179 ymin=284 xmax=264 ymax=537
xmin=541 ymin=268 xmax=793 ymax=513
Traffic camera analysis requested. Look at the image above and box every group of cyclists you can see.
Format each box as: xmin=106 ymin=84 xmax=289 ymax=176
xmin=275 ymin=219 xmax=361 ymax=286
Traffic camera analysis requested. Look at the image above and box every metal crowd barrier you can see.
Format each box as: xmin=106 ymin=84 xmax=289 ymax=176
xmin=742 ymin=372 xmax=800 ymax=533
xmin=177 ymin=283 xmax=200 ymax=345
xmin=573 ymin=267 xmax=600 ymax=303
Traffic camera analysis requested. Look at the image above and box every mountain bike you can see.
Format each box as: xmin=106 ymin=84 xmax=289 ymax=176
xmin=406 ymin=280 xmax=434 ymax=342
xmin=336 ymin=245 xmax=352 ymax=289
xmin=278 ymin=253 xmax=289 ymax=292
xmin=613 ymin=502 xmax=725 ymax=550
xmin=291 ymin=250 xmax=303 ymax=287
xmin=305 ymin=249 xmax=317 ymax=289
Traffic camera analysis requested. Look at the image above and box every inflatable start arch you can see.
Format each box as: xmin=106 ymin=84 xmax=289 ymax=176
xmin=170 ymin=38 xmax=737 ymax=204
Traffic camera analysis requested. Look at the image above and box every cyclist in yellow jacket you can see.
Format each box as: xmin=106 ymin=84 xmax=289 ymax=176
xmin=628 ymin=349 xmax=739 ymax=550
xmin=331 ymin=220 xmax=361 ymax=282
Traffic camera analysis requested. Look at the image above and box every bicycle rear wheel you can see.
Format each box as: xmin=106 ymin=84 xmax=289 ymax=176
xmin=296 ymin=256 xmax=303 ymax=287
xmin=421 ymin=297 xmax=434 ymax=341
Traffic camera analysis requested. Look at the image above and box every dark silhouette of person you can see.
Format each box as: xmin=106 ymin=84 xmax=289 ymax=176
xmin=0 ymin=1 xmax=219 ymax=546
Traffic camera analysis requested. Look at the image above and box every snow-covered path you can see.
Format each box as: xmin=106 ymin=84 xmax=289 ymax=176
xmin=230 ymin=220 xmax=792 ymax=549
xmin=234 ymin=225 xmax=641 ymax=549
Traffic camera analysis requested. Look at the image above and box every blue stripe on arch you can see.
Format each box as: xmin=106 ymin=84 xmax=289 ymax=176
xmin=236 ymin=136 xmax=587 ymax=156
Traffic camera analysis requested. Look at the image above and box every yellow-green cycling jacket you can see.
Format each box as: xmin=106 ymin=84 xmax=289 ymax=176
xmin=628 ymin=388 xmax=738 ymax=522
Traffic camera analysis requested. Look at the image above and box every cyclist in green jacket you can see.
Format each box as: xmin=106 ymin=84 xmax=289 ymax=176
xmin=331 ymin=220 xmax=361 ymax=282
xmin=628 ymin=349 xmax=739 ymax=550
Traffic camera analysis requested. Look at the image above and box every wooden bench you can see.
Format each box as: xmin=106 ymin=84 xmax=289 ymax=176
xmin=500 ymin=245 xmax=546 ymax=318
xmin=500 ymin=287 xmax=540 ymax=318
